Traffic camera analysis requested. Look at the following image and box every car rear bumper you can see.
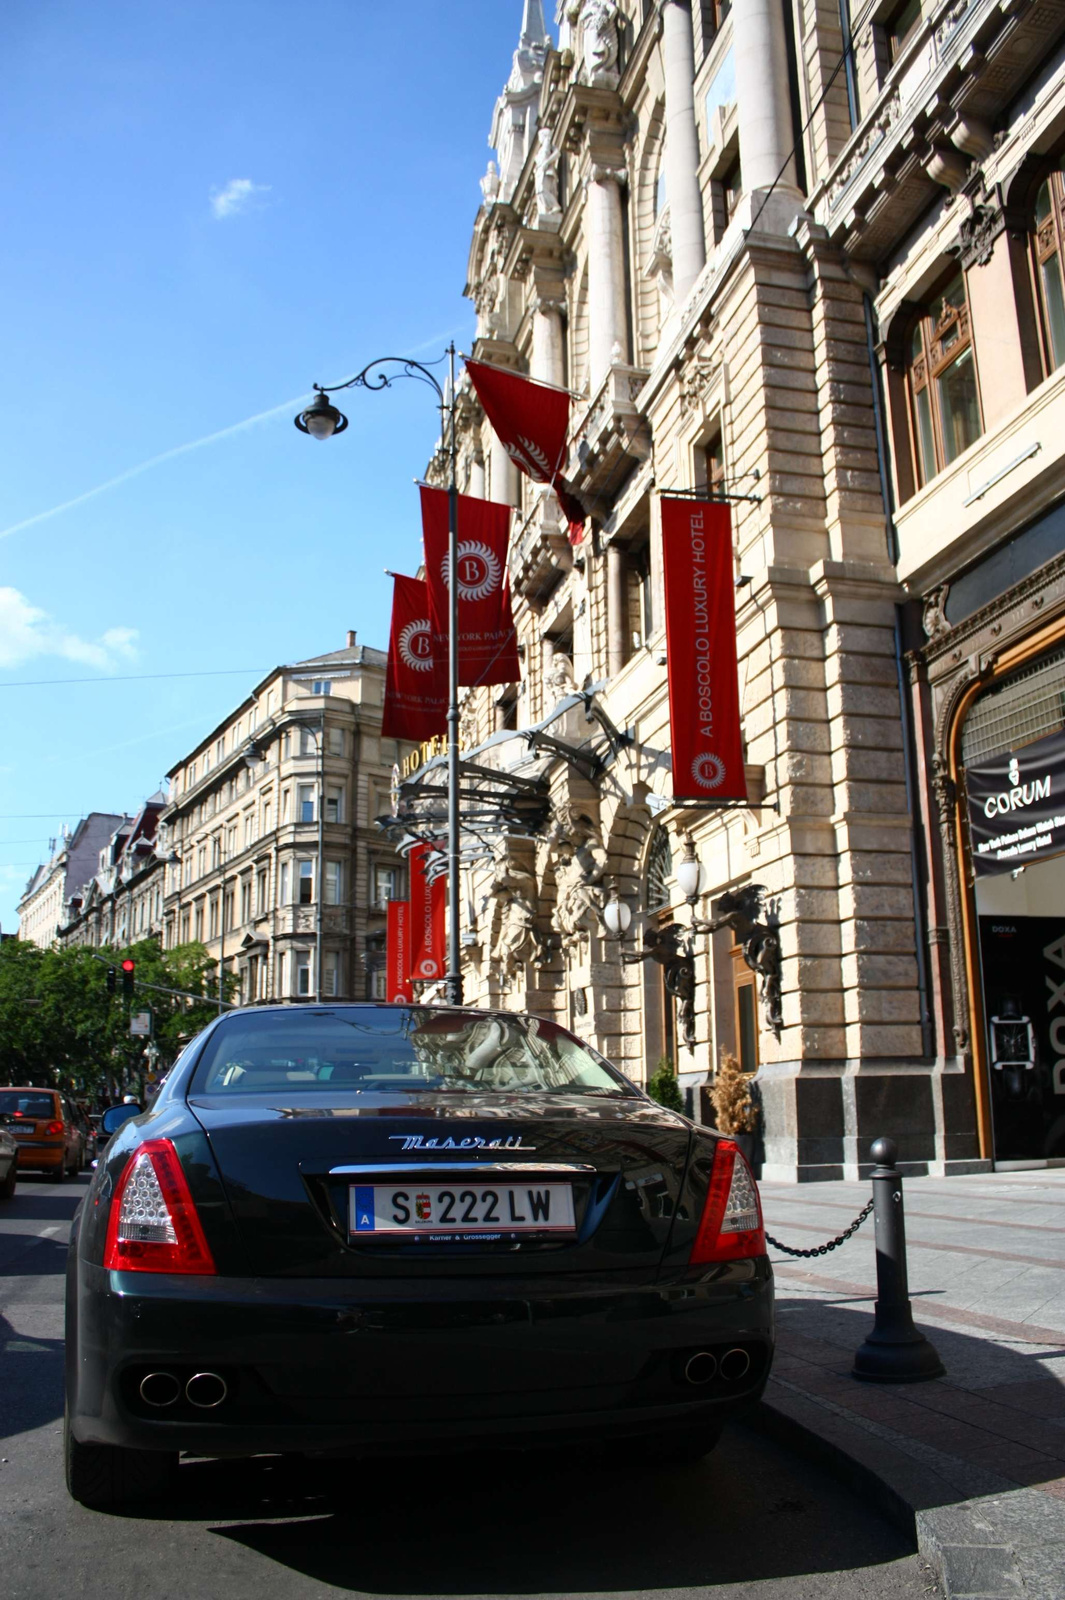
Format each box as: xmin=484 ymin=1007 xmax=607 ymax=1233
xmin=68 ymin=1259 xmax=774 ymax=1457
xmin=15 ymin=1142 xmax=65 ymax=1171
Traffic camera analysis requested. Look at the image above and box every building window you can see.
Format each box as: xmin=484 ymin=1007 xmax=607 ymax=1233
xmin=299 ymin=860 xmax=314 ymax=905
xmin=299 ymin=727 xmax=318 ymax=758
xmin=281 ymin=788 xmax=291 ymax=822
xmin=324 ymin=861 xmax=343 ymax=906
xmin=280 ymin=861 xmax=290 ymax=904
xmin=886 ymin=0 xmax=922 ymax=62
xmin=298 ymin=784 xmax=315 ymax=823
xmin=295 ymin=951 xmax=311 ymax=996
xmin=312 ymin=679 xmax=332 ymax=695
xmin=256 ymin=868 xmax=269 ymax=915
xmin=1033 ymin=166 xmax=1065 ymax=374
xmin=325 ymin=787 xmax=343 ymax=824
xmin=646 ymin=829 xmax=674 ymax=910
xmin=907 ymin=272 xmax=982 ymax=486
xmin=322 ymin=951 xmax=340 ymax=997
xmin=261 ymin=794 xmax=272 ymax=834
xmin=373 ymin=864 xmax=400 ymax=909
xmin=216 ymin=737 xmax=225 ymax=764
xmin=240 ymin=878 xmax=252 ymax=925
xmin=328 ymin=726 xmax=345 ymax=756
xmin=208 ymin=896 xmax=219 ymax=939
xmin=224 ymin=888 xmax=235 ymax=933
xmin=197 ymin=845 xmax=207 ymax=880
xmin=626 ymin=538 xmax=653 ymax=652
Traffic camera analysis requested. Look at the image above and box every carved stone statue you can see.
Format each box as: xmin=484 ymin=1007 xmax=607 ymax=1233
xmin=534 ymin=128 xmax=562 ymax=226
xmin=490 ymin=850 xmax=543 ymax=978
xmin=549 ymin=802 xmax=607 ymax=947
xmin=579 ymin=0 xmax=620 ymax=89
xmin=545 ymin=651 xmax=576 ymax=698
xmin=480 ymin=160 xmax=501 ymax=207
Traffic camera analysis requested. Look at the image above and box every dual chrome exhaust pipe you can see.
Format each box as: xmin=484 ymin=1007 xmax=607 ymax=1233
xmin=682 ymin=1347 xmax=751 ymax=1386
xmin=139 ymin=1370 xmax=228 ymax=1409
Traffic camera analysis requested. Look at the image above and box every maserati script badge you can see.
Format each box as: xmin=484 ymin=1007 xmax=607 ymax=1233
xmin=387 ymin=1134 xmax=535 ymax=1151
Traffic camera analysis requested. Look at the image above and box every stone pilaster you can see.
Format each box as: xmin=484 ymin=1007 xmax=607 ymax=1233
xmin=661 ymin=0 xmax=706 ymax=303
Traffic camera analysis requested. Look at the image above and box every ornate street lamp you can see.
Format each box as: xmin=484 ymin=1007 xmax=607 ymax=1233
xmin=295 ymin=347 xmax=464 ymax=1005
xmin=675 ymin=833 xmax=704 ymax=905
xmin=603 ymin=879 xmax=633 ymax=939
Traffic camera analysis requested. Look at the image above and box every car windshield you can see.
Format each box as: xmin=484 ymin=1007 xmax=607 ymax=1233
xmin=0 ymin=1093 xmax=56 ymax=1119
xmin=189 ymin=1007 xmax=635 ymax=1098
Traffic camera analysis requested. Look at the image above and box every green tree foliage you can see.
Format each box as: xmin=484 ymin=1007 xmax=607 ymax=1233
xmin=646 ymin=1055 xmax=686 ymax=1113
xmin=0 ymin=939 xmax=228 ymax=1101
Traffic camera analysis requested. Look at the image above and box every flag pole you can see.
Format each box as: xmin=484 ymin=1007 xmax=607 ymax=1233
xmin=445 ymin=342 xmax=463 ymax=1006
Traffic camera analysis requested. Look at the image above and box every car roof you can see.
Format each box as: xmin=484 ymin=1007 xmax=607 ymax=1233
xmin=0 ymin=1086 xmax=60 ymax=1095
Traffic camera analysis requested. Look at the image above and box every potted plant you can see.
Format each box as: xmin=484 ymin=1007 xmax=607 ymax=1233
xmin=708 ymin=1049 xmax=760 ymax=1173
xmin=646 ymin=1055 xmax=685 ymax=1113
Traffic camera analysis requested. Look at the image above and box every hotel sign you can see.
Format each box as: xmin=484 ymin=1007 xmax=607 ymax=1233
xmin=966 ymin=727 xmax=1065 ymax=876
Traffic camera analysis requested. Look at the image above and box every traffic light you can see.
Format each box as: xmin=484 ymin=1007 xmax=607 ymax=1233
xmin=106 ymin=965 xmax=117 ymax=996
xmin=121 ymin=958 xmax=136 ymax=999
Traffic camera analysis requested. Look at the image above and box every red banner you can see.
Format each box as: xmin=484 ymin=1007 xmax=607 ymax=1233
xmin=409 ymin=843 xmax=446 ymax=981
xmin=465 ymin=358 xmax=586 ymax=542
xmin=381 ymin=575 xmax=447 ymax=741
xmin=661 ymin=498 xmax=747 ymax=803
xmin=420 ymin=486 xmax=521 ymax=689
xmin=385 ymin=901 xmax=414 ymax=1003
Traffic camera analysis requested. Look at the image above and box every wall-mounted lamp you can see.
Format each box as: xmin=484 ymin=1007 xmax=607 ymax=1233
xmin=603 ymin=878 xmax=633 ymax=939
xmin=675 ymin=834 xmax=704 ymax=905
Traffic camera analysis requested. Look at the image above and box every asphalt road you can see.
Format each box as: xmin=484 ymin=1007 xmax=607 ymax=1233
xmin=0 ymin=1172 xmax=938 ymax=1600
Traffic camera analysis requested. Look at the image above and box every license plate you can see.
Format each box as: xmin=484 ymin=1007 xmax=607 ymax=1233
xmin=14 ymin=1126 xmax=36 ymax=1137
xmin=350 ymin=1182 xmax=575 ymax=1237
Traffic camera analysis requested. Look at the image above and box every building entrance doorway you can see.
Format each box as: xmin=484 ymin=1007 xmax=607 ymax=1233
xmin=975 ymin=854 xmax=1065 ymax=1161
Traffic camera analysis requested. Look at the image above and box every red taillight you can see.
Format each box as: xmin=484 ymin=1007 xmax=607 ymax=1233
xmin=44 ymin=1120 xmax=64 ymax=1136
xmin=689 ymin=1138 xmax=766 ymax=1264
xmin=104 ymin=1139 xmax=216 ymax=1275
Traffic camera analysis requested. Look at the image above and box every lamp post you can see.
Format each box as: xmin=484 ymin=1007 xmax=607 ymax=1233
xmin=295 ymin=348 xmax=464 ymax=1006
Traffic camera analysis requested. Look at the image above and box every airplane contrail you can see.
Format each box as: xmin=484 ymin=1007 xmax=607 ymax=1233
xmin=0 ymin=393 xmax=311 ymax=542
xmin=0 ymin=325 xmax=469 ymax=543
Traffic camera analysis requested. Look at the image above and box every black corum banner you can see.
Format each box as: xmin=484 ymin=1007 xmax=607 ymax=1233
xmin=966 ymin=726 xmax=1065 ymax=877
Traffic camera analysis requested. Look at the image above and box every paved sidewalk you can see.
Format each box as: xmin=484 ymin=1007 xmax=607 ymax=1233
xmin=757 ymin=1169 xmax=1065 ymax=1599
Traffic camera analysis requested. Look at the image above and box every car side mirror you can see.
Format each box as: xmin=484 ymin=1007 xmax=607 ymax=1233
xmin=101 ymin=1103 xmax=142 ymax=1135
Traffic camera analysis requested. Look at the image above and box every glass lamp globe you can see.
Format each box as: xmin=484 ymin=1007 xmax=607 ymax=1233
xmin=603 ymin=892 xmax=632 ymax=938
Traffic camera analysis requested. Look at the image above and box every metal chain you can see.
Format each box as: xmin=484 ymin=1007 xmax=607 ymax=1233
xmin=765 ymin=1198 xmax=874 ymax=1258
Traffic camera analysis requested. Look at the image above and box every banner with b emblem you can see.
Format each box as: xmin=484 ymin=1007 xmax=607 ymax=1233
xmin=420 ymin=486 xmax=521 ymax=689
xmin=381 ymin=574 xmax=447 ymax=741
xmin=661 ymin=497 xmax=747 ymax=803
xmin=409 ymin=843 xmax=446 ymax=982
xmin=386 ymin=901 xmax=414 ymax=1003
xmin=464 ymin=359 xmax=586 ymax=542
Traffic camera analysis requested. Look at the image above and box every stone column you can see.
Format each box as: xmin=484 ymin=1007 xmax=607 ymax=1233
xmin=489 ymin=433 xmax=519 ymax=507
xmin=532 ymin=296 xmax=566 ymax=388
xmin=732 ymin=0 xmax=799 ymax=197
xmin=468 ymin=457 xmax=486 ymax=498
xmin=606 ymin=542 xmax=627 ymax=678
xmin=661 ymin=0 xmax=706 ymax=302
xmin=586 ymin=165 xmax=629 ymax=389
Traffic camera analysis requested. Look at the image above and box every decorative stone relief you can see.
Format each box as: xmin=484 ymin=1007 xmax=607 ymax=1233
xmin=936 ymin=0 xmax=975 ymax=50
xmin=826 ymin=90 xmax=901 ymax=211
xmin=703 ymin=886 xmax=783 ymax=1041
xmin=949 ymin=198 xmax=1007 ymax=270
xmin=622 ymin=923 xmax=697 ymax=1049
xmin=922 ymin=583 xmax=951 ymax=641
xmin=546 ymin=651 xmax=577 ymax=698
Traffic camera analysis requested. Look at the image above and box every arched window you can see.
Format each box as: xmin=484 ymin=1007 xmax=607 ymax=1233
xmin=907 ymin=270 xmax=982 ymax=486
xmin=646 ymin=828 xmax=673 ymax=911
xmin=1033 ymin=166 xmax=1065 ymax=373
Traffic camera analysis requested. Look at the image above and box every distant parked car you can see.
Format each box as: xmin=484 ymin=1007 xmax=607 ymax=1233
xmin=0 ymin=1088 xmax=86 ymax=1180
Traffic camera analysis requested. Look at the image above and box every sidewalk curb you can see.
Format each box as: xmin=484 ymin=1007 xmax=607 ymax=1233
xmin=749 ymin=1382 xmax=1065 ymax=1599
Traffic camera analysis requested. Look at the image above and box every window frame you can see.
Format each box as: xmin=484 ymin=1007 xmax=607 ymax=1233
xmin=1032 ymin=165 xmax=1065 ymax=377
xmin=905 ymin=270 xmax=983 ymax=487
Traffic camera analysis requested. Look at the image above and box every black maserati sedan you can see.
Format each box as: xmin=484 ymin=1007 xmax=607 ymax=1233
xmin=65 ymin=1004 xmax=773 ymax=1510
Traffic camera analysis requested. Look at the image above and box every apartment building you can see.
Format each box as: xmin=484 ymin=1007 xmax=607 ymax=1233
xmin=158 ymin=636 xmax=414 ymax=1003
xmin=18 ymin=813 xmax=128 ymax=949
xmin=60 ymin=797 xmax=167 ymax=950
xmin=397 ymin=0 xmax=1065 ymax=1176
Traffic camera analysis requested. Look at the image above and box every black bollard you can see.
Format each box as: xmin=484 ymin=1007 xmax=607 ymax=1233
xmin=852 ymin=1137 xmax=945 ymax=1384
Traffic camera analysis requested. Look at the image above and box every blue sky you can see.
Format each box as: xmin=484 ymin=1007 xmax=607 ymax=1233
xmin=0 ymin=0 xmax=535 ymax=931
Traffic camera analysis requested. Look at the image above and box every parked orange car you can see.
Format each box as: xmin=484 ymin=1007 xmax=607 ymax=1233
xmin=0 ymin=1088 xmax=86 ymax=1180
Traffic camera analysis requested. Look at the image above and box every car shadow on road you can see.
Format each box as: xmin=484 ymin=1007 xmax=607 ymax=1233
xmin=4 ymin=1172 xmax=90 ymax=1223
xmin=185 ymin=1425 xmax=914 ymax=1593
xmin=0 ymin=1310 xmax=65 ymax=1441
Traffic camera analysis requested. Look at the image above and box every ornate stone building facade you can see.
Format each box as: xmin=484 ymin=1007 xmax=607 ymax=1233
xmin=401 ymin=0 xmax=1065 ymax=1176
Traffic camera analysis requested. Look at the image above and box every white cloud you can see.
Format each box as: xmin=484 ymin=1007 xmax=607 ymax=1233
xmin=210 ymin=177 xmax=270 ymax=220
xmin=0 ymin=587 xmax=140 ymax=673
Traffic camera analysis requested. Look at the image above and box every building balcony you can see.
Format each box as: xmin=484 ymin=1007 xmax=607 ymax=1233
xmin=570 ymin=361 xmax=651 ymax=502
xmin=510 ymin=492 xmax=572 ymax=600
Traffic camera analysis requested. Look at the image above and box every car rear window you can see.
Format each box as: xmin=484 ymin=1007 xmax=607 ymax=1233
xmin=0 ymin=1092 xmax=57 ymax=1119
xmin=190 ymin=1008 xmax=635 ymax=1098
